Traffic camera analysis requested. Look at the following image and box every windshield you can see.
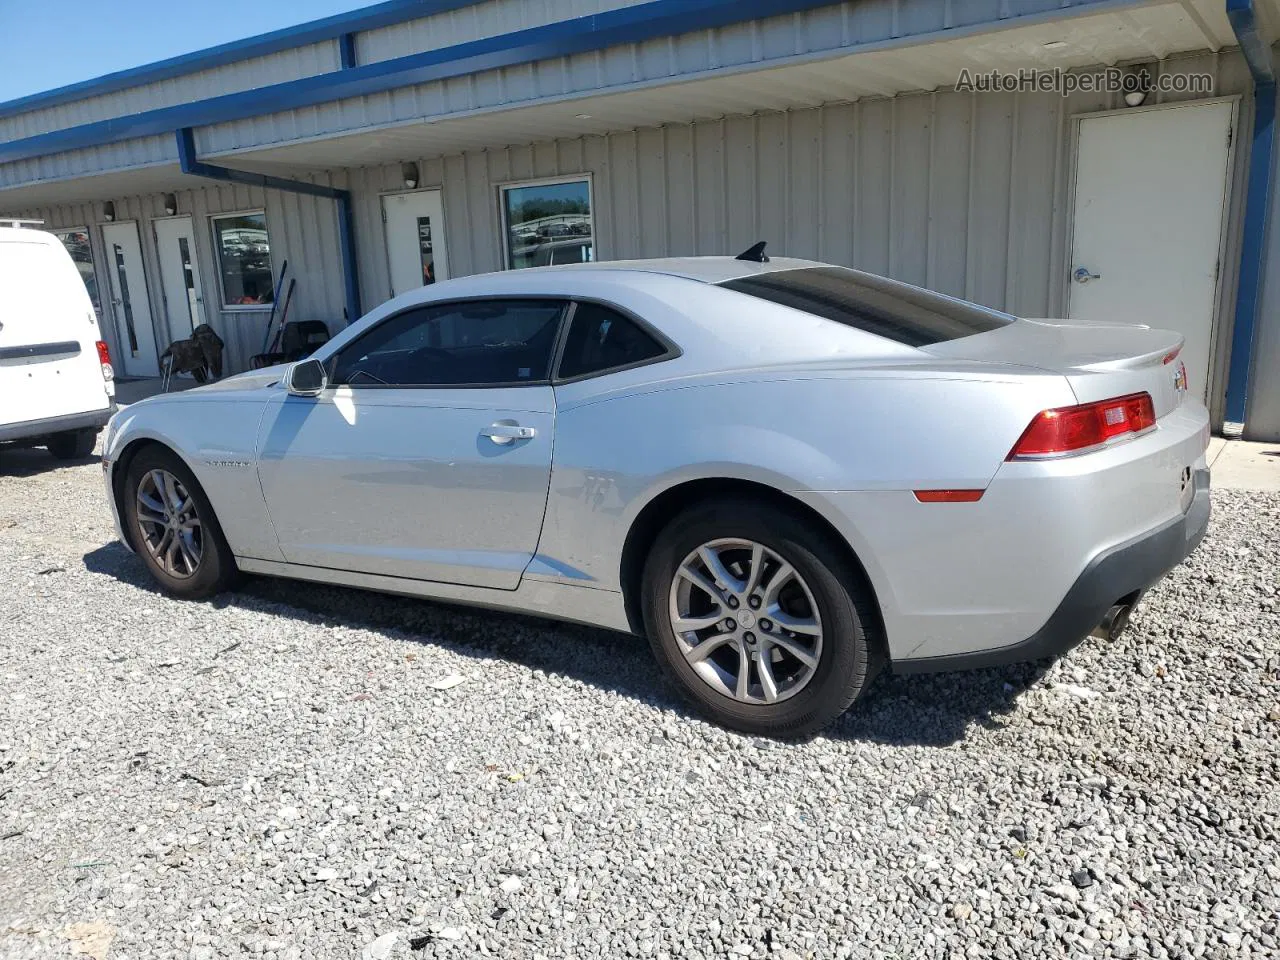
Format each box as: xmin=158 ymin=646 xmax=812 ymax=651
xmin=719 ymin=266 xmax=1014 ymax=347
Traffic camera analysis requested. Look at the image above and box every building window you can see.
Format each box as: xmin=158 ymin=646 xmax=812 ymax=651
xmin=212 ymin=211 xmax=274 ymax=307
xmin=500 ymin=176 xmax=594 ymax=270
xmin=51 ymin=227 xmax=101 ymax=315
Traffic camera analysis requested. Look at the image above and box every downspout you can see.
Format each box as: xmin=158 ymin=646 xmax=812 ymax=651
xmin=175 ymin=127 xmax=362 ymax=327
xmin=1224 ymin=0 xmax=1276 ymax=435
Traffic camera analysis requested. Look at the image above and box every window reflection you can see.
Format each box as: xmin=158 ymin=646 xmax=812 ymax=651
xmin=212 ymin=212 xmax=274 ymax=306
xmin=52 ymin=228 xmax=101 ymax=315
xmin=501 ymin=179 xmax=594 ymax=270
xmin=417 ymin=216 xmax=436 ymax=285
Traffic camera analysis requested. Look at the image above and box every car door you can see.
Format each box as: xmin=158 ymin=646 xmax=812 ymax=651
xmin=255 ymin=298 xmax=566 ymax=590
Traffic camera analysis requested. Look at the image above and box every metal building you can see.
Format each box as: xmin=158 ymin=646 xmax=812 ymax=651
xmin=2 ymin=0 xmax=1279 ymax=439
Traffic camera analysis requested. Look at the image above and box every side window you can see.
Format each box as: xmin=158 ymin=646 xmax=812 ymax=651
xmin=331 ymin=299 xmax=566 ymax=387
xmin=556 ymin=302 xmax=669 ymax=380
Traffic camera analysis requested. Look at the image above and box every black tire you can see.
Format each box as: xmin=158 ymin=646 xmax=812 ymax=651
xmin=46 ymin=428 xmax=97 ymax=460
xmin=641 ymin=499 xmax=881 ymax=738
xmin=122 ymin=445 xmax=237 ymax=600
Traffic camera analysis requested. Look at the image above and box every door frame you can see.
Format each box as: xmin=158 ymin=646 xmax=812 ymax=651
xmin=151 ymin=213 xmax=208 ymax=344
xmin=99 ymin=218 xmax=161 ymax=377
xmin=379 ymin=187 xmax=449 ymax=300
xmin=1063 ymin=95 xmax=1241 ymax=425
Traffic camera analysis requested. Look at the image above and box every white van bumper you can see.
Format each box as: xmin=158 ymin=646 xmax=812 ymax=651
xmin=0 ymin=404 xmax=115 ymax=444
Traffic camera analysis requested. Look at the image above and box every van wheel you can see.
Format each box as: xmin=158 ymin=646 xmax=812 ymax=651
xmin=122 ymin=446 xmax=237 ymax=599
xmin=641 ymin=499 xmax=881 ymax=738
xmin=47 ymin=429 xmax=97 ymax=460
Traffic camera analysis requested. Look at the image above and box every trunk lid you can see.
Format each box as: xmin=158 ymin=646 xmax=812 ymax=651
xmin=922 ymin=316 xmax=1189 ymax=417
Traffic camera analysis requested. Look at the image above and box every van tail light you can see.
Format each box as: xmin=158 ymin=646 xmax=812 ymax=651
xmin=1008 ymin=392 xmax=1156 ymax=460
xmin=96 ymin=340 xmax=114 ymax=381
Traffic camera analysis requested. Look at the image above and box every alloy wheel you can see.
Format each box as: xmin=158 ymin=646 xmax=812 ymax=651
xmin=134 ymin=468 xmax=203 ymax=579
xmin=668 ymin=538 xmax=823 ymax=704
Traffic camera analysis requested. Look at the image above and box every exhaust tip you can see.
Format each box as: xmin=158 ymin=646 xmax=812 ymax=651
xmin=1092 ymin=602 xmax=1134 ymax=642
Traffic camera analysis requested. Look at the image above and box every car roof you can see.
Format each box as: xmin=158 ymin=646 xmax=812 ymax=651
xmin=513 ymin=255 xmax=828 ymax=284
xmin=0 ymin=226 xmax=60 ymax=246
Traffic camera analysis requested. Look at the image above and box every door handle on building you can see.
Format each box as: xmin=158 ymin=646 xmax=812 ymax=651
xmin=481 ymin=423 xmax=536 ymax=444
xmin=1073 ymin=266 xmax=1101 ymax=283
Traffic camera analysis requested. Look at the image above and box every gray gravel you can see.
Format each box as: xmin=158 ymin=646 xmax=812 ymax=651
xmin=1 ymin=442 xmax=1278 ymax=960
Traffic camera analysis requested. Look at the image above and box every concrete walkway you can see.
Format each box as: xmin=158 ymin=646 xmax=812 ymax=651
xmin=112 ymin=377 xmax=199 ymax=405
xmin=1207 ymin=437 xmax=1280 ymax=492
xmin=111 ymin=376 xmax=1280 ymax=492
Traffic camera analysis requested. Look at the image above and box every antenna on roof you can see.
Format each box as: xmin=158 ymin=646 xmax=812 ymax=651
xmin=735 ymin=241 xmax=769 ymax=263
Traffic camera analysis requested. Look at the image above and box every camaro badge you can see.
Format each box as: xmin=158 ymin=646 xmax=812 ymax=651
xmin=1173 ymin=361 xmax=1188 ymax=393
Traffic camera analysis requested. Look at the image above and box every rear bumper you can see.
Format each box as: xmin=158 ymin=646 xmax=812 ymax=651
xmin=0 ymin=404 xmax=114 ymax=443
xmin=894 ymin=467 xmax=1210 ymax=674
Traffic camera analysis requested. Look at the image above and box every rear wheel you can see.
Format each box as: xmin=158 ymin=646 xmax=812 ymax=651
xmin=641 ymin=499 xmax=880 ymax=737
xmin=46 ymin=428 xmax=97 ymax=460
xmin=122 ymin=446 xmax=237 ymax=599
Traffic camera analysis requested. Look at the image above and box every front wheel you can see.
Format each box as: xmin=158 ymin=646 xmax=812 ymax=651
xmin=641 ymin=499 xmax=881 ymax=738
xmin=122 ymin=446 xmax=237 ymax=599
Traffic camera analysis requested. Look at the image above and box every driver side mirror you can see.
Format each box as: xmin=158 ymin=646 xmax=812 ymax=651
xmin=286 ymin=358 xmax=327 ymax=397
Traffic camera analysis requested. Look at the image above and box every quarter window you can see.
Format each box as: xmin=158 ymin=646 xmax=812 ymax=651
xmin=212 ymin=211 xmax=274 ymax=307
xmin=556 ymin=302 xmax=668 ymax=379
xmin=51 ymin=228 xmax=101 ymax=315
xmin=501 ymin=177 xmax=594 ymax=270
xmin=332 ymin=299 xmax=566 ymax=387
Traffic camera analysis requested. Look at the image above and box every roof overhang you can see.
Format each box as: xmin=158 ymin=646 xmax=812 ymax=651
xmin=1 ymin=0 xmax=1275 ymax=209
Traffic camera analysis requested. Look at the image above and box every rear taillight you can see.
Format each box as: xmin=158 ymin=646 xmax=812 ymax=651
xmin=1007 ymin=392 xmax=1156 ymax=460
xmin=96 ymin=340 xmax=114 ymax=381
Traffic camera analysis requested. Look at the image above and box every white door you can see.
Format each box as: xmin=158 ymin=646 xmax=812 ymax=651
xmin=153 ymin=216 xmax=207 ymax=344
xmin=102 ymin=221 xmax=160 ymax=377
xmin=382 ymin=190 xmax=448 ymax=299
xmin=1068 ymin=100 xmax=1234 ymax=402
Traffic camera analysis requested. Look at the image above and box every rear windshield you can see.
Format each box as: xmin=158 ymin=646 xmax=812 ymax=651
xmin=719 ymin=266 xmax=1013 ymax=347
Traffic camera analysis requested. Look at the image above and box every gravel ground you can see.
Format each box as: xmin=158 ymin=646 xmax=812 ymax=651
xmin=1 ymin=443 xmax=1278 ymax=960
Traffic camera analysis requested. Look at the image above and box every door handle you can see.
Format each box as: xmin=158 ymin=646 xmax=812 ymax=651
xmin=480 ymin=423 xmax=536 ymax=444
xmin=1073 ymin=266 xmax=1101 ymax=284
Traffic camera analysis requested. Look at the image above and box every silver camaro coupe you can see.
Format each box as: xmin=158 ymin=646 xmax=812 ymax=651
xmin=102 ymin=251 xmax=1210 ymax=736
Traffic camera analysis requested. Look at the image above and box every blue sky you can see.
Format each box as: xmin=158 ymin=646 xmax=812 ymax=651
xmin=0 ymin=0 xmax=371 ymax=104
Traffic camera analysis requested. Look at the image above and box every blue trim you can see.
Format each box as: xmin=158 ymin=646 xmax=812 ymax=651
xmin=177 ymin=128 xmax=362 ymax=325
xmin=0 ymin=0 xmax=848 ymax=166
xmin=1224 ymin=0 xmax=1275 ymax=426
xmin=0 ymin=0 xmax=478 ymax=120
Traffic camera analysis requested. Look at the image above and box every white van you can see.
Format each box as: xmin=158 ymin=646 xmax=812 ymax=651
xmin=0 ymin=226 xmax=115 ymax=459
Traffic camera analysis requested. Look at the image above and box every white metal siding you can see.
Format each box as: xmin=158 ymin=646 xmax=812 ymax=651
xmin=0 ymin=136 xmax=176 ymax=190
xmin=0 ymin=42 xmax=340 ymax=142
xmin=357 ymin=0 xmax=651 ymax=64
xmin=349 ymin=52 xmax=1248 ymax=316
xmin=20 ymin=179 xmax=348 ymax=374
xmin=196 ymin=0 xmax=1098 ymax=158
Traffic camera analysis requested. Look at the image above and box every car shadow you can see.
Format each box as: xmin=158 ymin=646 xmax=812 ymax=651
xmin=82 ymin=541 xmax=1032 ymax=747
xmin=0 ymin=447 xmax=101 ymax=477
